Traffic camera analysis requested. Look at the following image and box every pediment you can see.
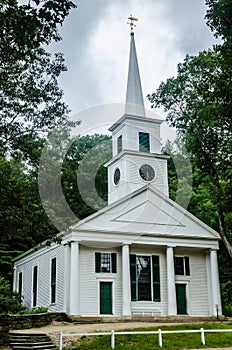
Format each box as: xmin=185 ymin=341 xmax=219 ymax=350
xmin=72 ymin=186 xmax=220 ymax=240
xmin=114 ymin=200 xmax=184 ymax=227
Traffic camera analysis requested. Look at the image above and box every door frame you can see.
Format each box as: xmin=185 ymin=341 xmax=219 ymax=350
xmin=98 ymin=279 xmax=115 ymax=315
xmin=175 ymin=282 xmax=189 ymax=315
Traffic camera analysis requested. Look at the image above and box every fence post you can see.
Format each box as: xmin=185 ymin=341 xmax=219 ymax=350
xmin=158 ymin=329 xmax=162 ymax=347
xmin=200 ymin=328 xmax=205 ymax=345
xmin=111 ymin=330 xmax=115 ymax=349
xmin=59 ymin=331 xmax=63 ymax=350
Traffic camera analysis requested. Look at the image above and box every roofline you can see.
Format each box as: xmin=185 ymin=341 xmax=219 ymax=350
xmin=104 ymin=150 xmax=170 ymax=168
xmin=109 ymin=113 xmax=163 ymax=132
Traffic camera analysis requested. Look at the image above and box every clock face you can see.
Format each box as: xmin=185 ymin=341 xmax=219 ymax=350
xmin=114 ymin=168 xmax=121 ymax=185
xmin=139 ymin=164 xmax=155 ymax=181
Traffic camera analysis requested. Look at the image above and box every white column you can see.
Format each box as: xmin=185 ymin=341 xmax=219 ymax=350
xmin=64 ymin=243 xmax=71 ymax=313
xmin=122 ymin=244 xmax=131 ymax=316
xmin=210 ymin=249 xmax=222 ymax=316
xmin=13 ymin=267 xmax=17 ymax=292
xmin=166 ymin=246 xmax=177 ymax=315
xmin=69 ymin=241 xmax=79 ymax=315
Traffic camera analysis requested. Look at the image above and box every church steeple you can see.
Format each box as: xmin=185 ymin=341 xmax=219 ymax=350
xmin=105 ymin=19 xmax=169 ymax=205
xmin=125 ymin=31 xmax=145 ymax=117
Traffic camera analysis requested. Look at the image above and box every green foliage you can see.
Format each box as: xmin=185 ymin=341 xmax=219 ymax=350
xmin=0 ymin=156 xmax=58 ymax=278
xmin=63 ymin=323 xmax=232 ymax=350
xmin=62 ymin=134 xmax=112 ymax=219
xmin=221 ymin=281 xmax=232 ymax=316
xmin=205 ymin=0 xmax=232 ymax=41
xmin=17 ymin=307 xmax=48 ymax=315
xmin=0 ymin=274 xmax=25 ymax=314
xmin=0 ymin=0 xmax=77 ymax=156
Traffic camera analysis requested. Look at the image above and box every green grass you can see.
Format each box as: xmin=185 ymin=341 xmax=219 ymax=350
xmin=63 ymin=322 xmax=232 ymax=350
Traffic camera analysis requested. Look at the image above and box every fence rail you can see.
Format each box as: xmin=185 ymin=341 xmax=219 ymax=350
xmin=59 ymin=327 xmax=232 ymax=349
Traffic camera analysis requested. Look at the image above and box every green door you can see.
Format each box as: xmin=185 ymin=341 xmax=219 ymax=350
xmin=100 ymin=282 xmax=112 ymax=314
xmin=176 ymin=284 xmax=187 ymax=315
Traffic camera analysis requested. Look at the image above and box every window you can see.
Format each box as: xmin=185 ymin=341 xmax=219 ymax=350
xmin=139 ymin=132 xmax=150 ymax=152
xmin=130 ymin=255 xmax=161 ymax=302
xmin=51 ymin=258 xmax=56 ymax=304
xmin=95 ymin=253 xmax=117 ymax=273
xmin=32 ymin=265 xmax=38 ymax=307
xmin=117 ymin=135 xmax=122 ymax=153
xmin=18 ymin=272 xmax=23 ymax=299
xmin=174 ymin=256 xmax=190 ymax=276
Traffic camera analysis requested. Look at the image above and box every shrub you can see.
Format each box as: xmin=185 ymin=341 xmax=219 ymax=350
xmin=0 ymin=274 xmax=25 ymax=314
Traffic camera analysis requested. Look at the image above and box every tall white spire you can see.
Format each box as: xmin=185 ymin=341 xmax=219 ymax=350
xmin=125 ymin=31 xmax=146 ymax=117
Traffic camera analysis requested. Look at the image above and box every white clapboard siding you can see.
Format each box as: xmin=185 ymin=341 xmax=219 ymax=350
xmin=79 ymin=245 xmax=122 ymax=316
xmin=188 ymin=252 xmax=209 ymax=315
xmin=14 ymin=244 xmax=65 ymax=312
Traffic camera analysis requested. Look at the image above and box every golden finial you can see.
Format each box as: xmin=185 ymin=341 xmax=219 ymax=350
xmin=127 ymin=15 xmax=138 ymax=32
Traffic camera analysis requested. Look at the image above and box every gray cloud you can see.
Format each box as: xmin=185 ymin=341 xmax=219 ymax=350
xmin=50 ymin=0 xmax=218 ymax=120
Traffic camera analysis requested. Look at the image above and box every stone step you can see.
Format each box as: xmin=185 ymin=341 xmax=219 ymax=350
xmin=13 ymin=345 xmax=56 ymax=350
xmin=9 ymin=332 xmax=56 ymax=350
xmin=11 ymin=342 xmax=53 ymax=346
xmin=11 ymin=337 xmax=51 ymax=342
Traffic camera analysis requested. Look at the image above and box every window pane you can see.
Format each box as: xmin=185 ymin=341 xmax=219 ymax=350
xmin=139 ymin=132 xmax=150 ymax=152
xmin=175 ymin=257 xmax=184 ymax=275
xmin=101 ymin=253 xmax=111 ymax=272
xmin=137 ymin=256 xmax=151 ymax=301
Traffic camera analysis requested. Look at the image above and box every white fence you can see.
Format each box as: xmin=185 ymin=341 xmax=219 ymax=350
xmin=59 ymin=327 xmax=232 ymax=349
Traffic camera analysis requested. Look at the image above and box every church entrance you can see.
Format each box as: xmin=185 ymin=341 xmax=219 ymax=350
xmin=100 ymin=282 xmax=112 ymax=314
xmin=176 ymin=284 xmax=187 ymax=314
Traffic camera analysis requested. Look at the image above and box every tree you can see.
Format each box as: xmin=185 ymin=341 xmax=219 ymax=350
xmin=148 ymin=1 xmax=232 ymax=257
xmin=0 ymin=0 xmax=77 ymax=157
xmin=62 ymin=134 xmax=112 ymax=220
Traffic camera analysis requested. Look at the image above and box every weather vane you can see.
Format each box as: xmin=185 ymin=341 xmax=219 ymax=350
xmin=127 ymin=15 xmax=138 ymax=32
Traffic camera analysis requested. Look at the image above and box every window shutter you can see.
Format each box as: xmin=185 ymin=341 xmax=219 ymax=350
xmin=152 ymin=255 xmax=161 ymax=302
xmin=139 ymin=132 xmax=150 ymax=152
xmin=130 ymin=254 xmax=137 ymax=301
xmin=117 ymin=135 xmax=122 ymax=153
xmin=185 ymin=257 xmax=190 ymax=276
xmin=111 ymin=253 xmax=117 ymax=273
xmin=95 ymin=252 xmax=101 ymax=273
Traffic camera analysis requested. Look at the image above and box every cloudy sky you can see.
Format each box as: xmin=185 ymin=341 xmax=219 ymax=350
xmin=50 ymin=0 xmax=219 ymax=140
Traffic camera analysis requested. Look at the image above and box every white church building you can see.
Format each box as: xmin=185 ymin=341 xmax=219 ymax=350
xmin=13 ymin=24 xmax=222 ymax=318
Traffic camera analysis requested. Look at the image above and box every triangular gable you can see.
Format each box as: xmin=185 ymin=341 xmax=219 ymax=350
xmin=72 ymin=185 xmax=220 ymax=240
xmin=114 ymin=200 xmax=184 ymax=226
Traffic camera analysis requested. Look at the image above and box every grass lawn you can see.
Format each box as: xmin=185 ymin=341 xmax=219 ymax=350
xmin=63 ymin=322 xmax=232 ymax=350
